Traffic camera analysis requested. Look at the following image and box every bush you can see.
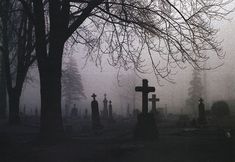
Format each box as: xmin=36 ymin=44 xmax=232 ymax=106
xmin=211 ymin=101 xmax=230 ymax=118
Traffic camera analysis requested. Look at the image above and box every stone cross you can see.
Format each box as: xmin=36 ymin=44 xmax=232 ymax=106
xmin=103 ymin=93 xmax=108 ymax=119
xmin=108 ymin=100 xmax=113 ymax=119
xmin=149 ymin=94 xmax=160 ymax=112
xmin=91 ymin=93 xmax=102 ymax=129
xmin=92 ymin=93 xmax=97 ymax=100
xmin=135 ymin=79 xmax=155 ymax=114
xmin=198 ymin=98 xmax=206 ymax=125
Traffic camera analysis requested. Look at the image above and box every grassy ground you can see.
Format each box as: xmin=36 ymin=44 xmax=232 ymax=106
xmin=0 ymin=119 xmax=234 ymax=162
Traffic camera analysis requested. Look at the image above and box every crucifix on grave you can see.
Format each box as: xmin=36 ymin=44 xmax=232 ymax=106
xmin=91 ymin=93 xmax=102 ymax=129
xmin=92 ymin=93 xmax=97 ymax=101
xmin=135 ymin=79 xmax=155 ymax=114
xmin=103 ymin=93 xmax=108 ymax=119
xmin=149 ymin=94 xmax=160 ymax=113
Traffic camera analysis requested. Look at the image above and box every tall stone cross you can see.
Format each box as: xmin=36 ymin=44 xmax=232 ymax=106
xmin=149 ymin=94 xmax=160 ymax=112
xmin=92 ymin=93 xmax=97 ymax=101
xmin=135 ymin=79 xmax=155 ymax=114
xmin=103 ymin=93 xmax=108 ymax=103
xmin=103 ymin=93 xmax=108 ymax=118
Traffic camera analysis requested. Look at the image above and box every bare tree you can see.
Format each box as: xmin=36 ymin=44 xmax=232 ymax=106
xmin=0 ymin=0 xmax=35 ymax=124
xmin=0 ymin=44 xmax=7 ymax=119
xmin=0 ymin=9 xmax=7 ymax=119
xmin=18 ymin=0 xmax=232 ymax=137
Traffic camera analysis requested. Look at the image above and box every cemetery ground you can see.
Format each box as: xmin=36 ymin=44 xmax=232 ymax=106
xmin=0 ymin=117 xmax=234 ymax=162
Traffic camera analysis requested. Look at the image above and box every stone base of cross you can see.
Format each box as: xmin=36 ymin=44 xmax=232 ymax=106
xmin=134 ymin=79 xmax=158 ymax=140
xmin=134 ymin=113 xmax=158 ymax=140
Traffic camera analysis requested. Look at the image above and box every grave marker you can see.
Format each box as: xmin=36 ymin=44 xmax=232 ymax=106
xmin=135 ymin=79 xmax=155 ymax=114
xmin=91 ymin=93 xmax=102 ymax=129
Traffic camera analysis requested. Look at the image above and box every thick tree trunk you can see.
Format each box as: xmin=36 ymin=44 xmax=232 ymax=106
xmin=39 ymin=44 xmax=64 ymax=139
xmin=8 ymin=90 xmax=21 ymax=124
xmin=0 ymin=54 xmax=7 ymax=119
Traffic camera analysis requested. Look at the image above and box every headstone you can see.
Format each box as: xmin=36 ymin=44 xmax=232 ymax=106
xmin=198 ymin=98 xmax=207 ymax=125
xmin=149 ymin=94 xmax=160 ymax=114
xmin=70 ymin=104 xmax=78 ymax=119
xmin=134 ymin=79 xmax=158 ymax=140
xmin=149 ymin=94 xmax=160 ymax=122
xmin=103 ymin=93 xmax=108 ymax=119
xmin=135 ymin=79 xmax=155 ymax=114
xmin=91 ymin=93 xmax=102 ymax=129
xmin=108 ymin=100 xmax=114 ymax=121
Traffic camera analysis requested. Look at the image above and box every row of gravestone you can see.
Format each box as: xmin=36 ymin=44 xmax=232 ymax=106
xmin=89 ymin=79 xmax=161 ymax=136
xmin=134 ymin=79 xmax=207 ymax=140
xmin=134 ymin=79 xmax=159 ymax=140
xmin=91 ymin=93 xmax=115 ymax=130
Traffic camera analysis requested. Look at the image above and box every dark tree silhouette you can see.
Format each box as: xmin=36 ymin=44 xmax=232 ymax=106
xmin=211 ymin=101 xmax=230 ymax=118
xmin=186 ymin=69 xmax=203 ymax=116
xmin=0 ymin=0 xmax=35 ymax=124
xmin=0 ymin=0 xmax=7 ymax=119
xmin=62 ymin=56 xmax=85 ymax=110
xmin=0 ymin=16 xmax=7 ymax=119
xmin=0 ymin=48 xmax=7 ymax=119
xmin=17 ymin=0 xmax=232 ymax=137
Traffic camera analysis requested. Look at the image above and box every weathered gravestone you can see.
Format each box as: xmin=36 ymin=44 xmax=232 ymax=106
xmin=91 ymin=93 xmax=103 ymax=129
xmin=134 ymin=79 xmax=158 ymax=140
xmin=198 ymin=98 xmax=207 ymax=126
xmin=149 ymin=94 xmax=160 ymax=114
xmin=103 ymin=94 xmax=108 ymax=119
xmin=108 ymin=100 xmax=115 ymax=122
xmin=149 ymin=94 xmax=160 ymax=123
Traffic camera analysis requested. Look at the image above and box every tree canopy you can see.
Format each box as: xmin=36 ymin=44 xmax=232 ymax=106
xmin=19 ymin=0 xmax=232 ymax=80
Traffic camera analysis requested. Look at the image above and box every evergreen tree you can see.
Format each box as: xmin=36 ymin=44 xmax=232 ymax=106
xmin=62 ymin=57 xmax=85 ymax=111
xmin=186 ymin=69 xmax=203 ymax=116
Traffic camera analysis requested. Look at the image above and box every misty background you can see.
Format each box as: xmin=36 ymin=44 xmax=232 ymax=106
xmin=20 ymin=11 xmax=235 ymax=116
